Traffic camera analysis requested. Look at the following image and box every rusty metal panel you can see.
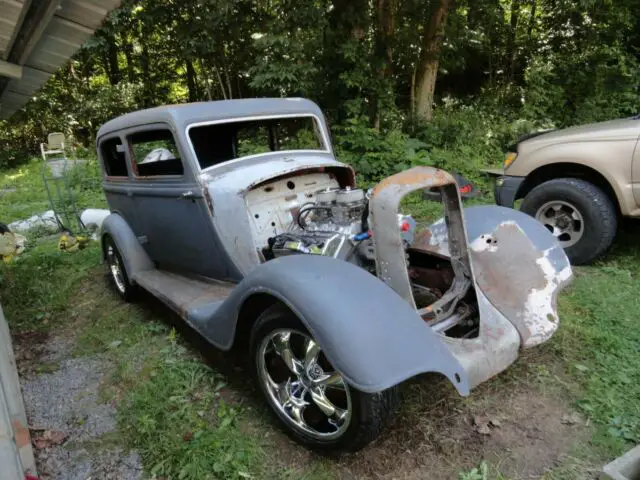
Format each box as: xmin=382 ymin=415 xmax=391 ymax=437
xmin=369 ymin=166 xmax=471 ymax=308
xmin=412 ymin=205 xmax=572 ymax=348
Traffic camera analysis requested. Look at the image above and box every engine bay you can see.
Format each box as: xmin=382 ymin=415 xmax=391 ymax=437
xmin=245 ymin=170 xmax=479 ymax=339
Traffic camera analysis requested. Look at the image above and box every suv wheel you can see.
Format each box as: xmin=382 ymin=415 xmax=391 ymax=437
xmin=520 ymin=178 xmax=617 ymax=265
xmin=250 ymin=304 xmax=399 ymax=452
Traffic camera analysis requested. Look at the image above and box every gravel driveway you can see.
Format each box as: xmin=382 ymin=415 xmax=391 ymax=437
xmin=15 ymin=333 xmax=143 ymax=479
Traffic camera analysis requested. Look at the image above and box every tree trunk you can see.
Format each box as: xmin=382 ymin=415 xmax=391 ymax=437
xmin=122 ymin=36 xmax=136 ymax=83
xmin=212 ymin=63 xmax=227 ymax=99
xmin=414 ymin=0 xmax=452 ymax=121
xmin=527 ymin=0 xmax=537 ymax=39
xmin=185 ymin=60 xmax=198 ymax=102
xmin=376 ymin=0 xmax=396 ymax=78
xmin=199 ymin=59 xmax=213 ymax=100
xmin=105 ymin=34 xmax=121 ymax=86
xmin=372 ymin=0 xmax=396 ymax=128
xmin=505 ymin=0 xmax=521 ymax=84
xmin=224 ymin=65 xmax=233 ymax=99
xmin=140 ymin=40 xmax=152 ymax=107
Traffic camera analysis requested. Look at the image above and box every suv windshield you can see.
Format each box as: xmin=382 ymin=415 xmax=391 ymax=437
xmin=188 ymin=115 xmax=326 ymax=170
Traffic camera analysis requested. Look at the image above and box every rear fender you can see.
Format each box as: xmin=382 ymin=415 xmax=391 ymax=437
xmin=101 ymin=213 xmax=154 ymax=282
xmin=197 ymin=254 xmax=472 ymax=395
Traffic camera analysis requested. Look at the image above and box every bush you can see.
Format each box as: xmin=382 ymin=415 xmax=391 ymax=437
xmin=332 ymin=116 xmax=431 ymax=185
xmin=523 ymin=45 xmax=640 ymax=127
xmin=333 ymin=104 xmax=540 ymax=190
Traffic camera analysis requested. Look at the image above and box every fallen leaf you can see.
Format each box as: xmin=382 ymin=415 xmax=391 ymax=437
xmin=473 ymin=415 xmax=492 ymax=435
xmin=561 ymin=413 xmax=581 ymax=425
xmin=108 ymin=340 xmax=122 ymax=349
xmin=183 ymin=431 xmax=193 ymax=442
xmin=32 ymin=429 xmax=68 ymax=449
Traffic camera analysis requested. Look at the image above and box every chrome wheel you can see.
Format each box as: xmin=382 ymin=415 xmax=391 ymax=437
xmin=535 ymin=200 xmax=584 ymax=248
xmin=257 ymin=329 xmax=351 ymax=440
xmin=106 ymin=244 xmax=126 ymax=294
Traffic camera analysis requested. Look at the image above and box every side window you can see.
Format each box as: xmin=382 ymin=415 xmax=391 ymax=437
xmin=129 ymin=129 xmax=184 ymax=177
xmin=101 ymin=138 xmax=128 ymax=177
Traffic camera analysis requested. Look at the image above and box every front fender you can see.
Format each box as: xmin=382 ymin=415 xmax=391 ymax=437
xmin=200 ymin=255 xmax=472 ymax=395
xmin=101 ymin=213 xmax=154 ymax=282
xmin=416 ymin=205 xmax=573 ymax=347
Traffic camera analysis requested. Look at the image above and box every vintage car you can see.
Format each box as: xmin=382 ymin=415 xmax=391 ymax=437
xmin=96 ymin=98 xmax=572 ymax=452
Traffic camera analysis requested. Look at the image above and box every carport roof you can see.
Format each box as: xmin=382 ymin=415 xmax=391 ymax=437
xmin=0 ymin=0 xmax=121 ymax=119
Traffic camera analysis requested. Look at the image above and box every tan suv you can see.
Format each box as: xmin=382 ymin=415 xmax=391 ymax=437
xmin=495 ymin=117 xmax=640 ymax=265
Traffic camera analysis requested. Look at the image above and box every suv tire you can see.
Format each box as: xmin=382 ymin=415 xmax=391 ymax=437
xmin=250 ymin=304 xmax=399 ymax=452
xmin=521 ymin=178 xmax=616 ymax=265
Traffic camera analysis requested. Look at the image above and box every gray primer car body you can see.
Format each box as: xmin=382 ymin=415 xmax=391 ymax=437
xmin=97 ymin=98 xmax=572 ymax=397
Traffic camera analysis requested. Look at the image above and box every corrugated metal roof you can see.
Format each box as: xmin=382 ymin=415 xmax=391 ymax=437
xmin=0 ymin=0 xmax=121 ymax=118
xmin=0 ymin=0 xmax=27 ymax=58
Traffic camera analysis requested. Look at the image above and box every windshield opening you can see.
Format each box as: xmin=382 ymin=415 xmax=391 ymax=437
xmin=188 ymin=115 xmax=326 ymax=170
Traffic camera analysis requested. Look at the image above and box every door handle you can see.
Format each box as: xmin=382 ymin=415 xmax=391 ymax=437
xmin=179 ymin=190 xmax=195 ymax=200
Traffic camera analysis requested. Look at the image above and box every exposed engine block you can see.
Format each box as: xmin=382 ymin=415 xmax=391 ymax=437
xmin=268 ymin=187 xmax=375 ymax=266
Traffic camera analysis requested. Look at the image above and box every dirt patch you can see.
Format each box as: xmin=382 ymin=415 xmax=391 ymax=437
xmin=255 ymin=361 xmax=587 ymax=479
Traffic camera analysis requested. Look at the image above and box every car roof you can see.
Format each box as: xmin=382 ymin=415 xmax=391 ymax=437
xmin=96 ymin=98 xmax=325 ymax=140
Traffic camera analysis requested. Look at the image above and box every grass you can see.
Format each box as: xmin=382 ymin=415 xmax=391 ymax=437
xmin=0 ymin=157 xmax=106 ymax=226
xmin=116 ymin=339 xmax=263 ymax=479
xmin=2 ymin=159 xmax=640 ymax=478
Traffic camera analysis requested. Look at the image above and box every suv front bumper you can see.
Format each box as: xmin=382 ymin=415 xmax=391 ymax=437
xmin=494 ymin=175 xmax=525 ymax=208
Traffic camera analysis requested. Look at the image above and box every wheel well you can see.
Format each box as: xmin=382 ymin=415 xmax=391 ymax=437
xmin=518 ymin=163 xmax=621 ymax=214
xmin=233 ymin=293 xmax=282 ymax=351
xmin=101 ymin=233 xmax=110 ymax=260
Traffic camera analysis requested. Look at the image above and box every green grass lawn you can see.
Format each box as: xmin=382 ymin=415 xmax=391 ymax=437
xmin=2 ymin=160 xmax=639 ymax=479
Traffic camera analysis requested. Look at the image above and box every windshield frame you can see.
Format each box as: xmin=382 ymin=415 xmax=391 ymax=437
xmin=186 ymin=113 xmax=332 ymax=174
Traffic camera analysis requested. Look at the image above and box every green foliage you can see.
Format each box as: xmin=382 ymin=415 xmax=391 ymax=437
xmin=333 ymin=116 xmax=431 ymax=184
xmin=524 ymin=44 xmax=640 ymax=127
xmin=0 ymin=158 xmax=106 ymax=330
xmin=0 ymin=158 xmax=106 ymax=225
xmin=0 ymin=240 xmax=98 ymax=331
xmin=553 ymin=252 xmax=640 ymax=451
xmin=458 ymin=461 xmax=488 ymax=480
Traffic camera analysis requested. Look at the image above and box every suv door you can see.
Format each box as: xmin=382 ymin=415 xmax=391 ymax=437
xmin=125 ymin=124 xmax=230 ymax=280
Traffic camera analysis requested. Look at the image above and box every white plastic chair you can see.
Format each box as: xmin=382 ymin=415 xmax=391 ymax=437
xmin=40 ymin=132 xmax=66 ymax=161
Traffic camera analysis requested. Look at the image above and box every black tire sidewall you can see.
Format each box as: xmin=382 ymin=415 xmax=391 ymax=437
xmin=249 ymin=305 xmax=396 ymax=452
xmin=521 ymin=178 xmax=617 ymax=265
xmin=103 ymin=235 xmax=135 ymax=301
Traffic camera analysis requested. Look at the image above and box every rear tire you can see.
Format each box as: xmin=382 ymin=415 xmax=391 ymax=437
xmin=520 ymin=178 xmax=617 ymax=265
xmin=249 ymin=304 xmax=399 ymax=452
xmin=103 ymin=235 xmax=137 ymax=301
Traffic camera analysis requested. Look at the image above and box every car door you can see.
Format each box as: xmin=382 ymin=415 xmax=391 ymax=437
xmin=125 ymin=123 xmax=230 ymax=280
xmin=99 ymin=134 xmax=139 ymax=230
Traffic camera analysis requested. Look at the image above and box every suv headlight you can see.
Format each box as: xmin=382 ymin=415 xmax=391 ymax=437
xmin=504 ymin=152 xmax=517 ymax=169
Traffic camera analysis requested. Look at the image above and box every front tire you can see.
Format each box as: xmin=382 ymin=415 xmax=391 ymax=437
xmin=249 ymin=304 xmax=399 ymax=452
xmin=520 ymin=178 xmax=617 ymax=265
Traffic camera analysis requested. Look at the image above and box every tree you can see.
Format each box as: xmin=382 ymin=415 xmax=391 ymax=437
xmin=413 ymin=0 xmax=453 ymax=120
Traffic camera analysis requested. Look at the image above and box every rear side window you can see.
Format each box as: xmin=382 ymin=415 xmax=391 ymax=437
xmin=101 ymin=138 xmax=127 ymax=177
xmin=129 ymin=129 xmax=184 ymax=177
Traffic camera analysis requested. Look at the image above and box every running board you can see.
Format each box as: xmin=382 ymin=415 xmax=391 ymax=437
xmin=132 ymin=269 xmax=234 ymax=322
